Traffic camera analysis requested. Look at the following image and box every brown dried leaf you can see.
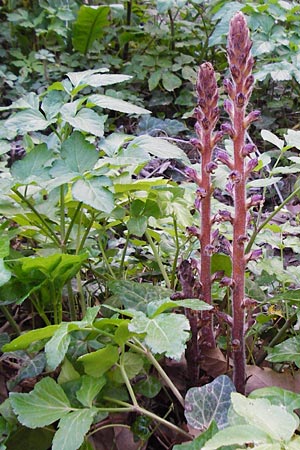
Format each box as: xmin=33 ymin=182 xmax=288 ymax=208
xmin=200 ymin=347 xmax=230 ymax=378
xmin=246 ymin=365 xmax=300 ymax=395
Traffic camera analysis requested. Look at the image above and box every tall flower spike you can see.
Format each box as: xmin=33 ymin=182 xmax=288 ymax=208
xmin=226 ymin=12 xmax=259 ymax=394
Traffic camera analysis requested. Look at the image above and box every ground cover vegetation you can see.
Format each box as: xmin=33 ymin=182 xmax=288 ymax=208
xmin=2 ymin=0 xmax=300 ymax=449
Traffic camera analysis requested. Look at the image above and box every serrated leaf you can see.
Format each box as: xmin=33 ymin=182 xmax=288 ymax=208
xmin=127 ymin=135 xmax=189 ymax=162
xmin=72 ymin=178 xmax=114 ymax=213
xmin=78 ymin=345 xmax=119 ymax=377
xmin=62 ymin=107 xmax=106 ymax=137
xmin=5 ymin=109 xmax=54 ymax=134
xmin=10 ymin=377 xmax=71 ymax=428
xmin=266 ymin=336 xmax=300 ymax=367
xmin=261 ymin=129 xmax=284 ymax=150
xmin=76 ymin=375 xmax=106 ymax=407
xmin=185 ymin=375 xmax=235 ymax=431
xmin=202 ymin=424 xmax=271 ymax=450
xmin=88 ymin=94 xmax=150 ymax=115
xmin=72 ymin=5 xmax=110 ymax=54
xmin=128 ymin=311 xmax=190 ymax=360
xmin=108 ymin=280 xmax=172 ymax=313
xmin=52 ymin=408 xmax=97 ymax=450
xmin=11 ymin=144 xmax=53 ymax=183
xmin=231 ymin=393 xmax=299 ymax=441
xmin=2 ymin=325 xmax=59 ymax=352
xmin=45 ymin=323 xmax=71 ymax=371
xmin=60 ymin=131 xmax=99 ymax=174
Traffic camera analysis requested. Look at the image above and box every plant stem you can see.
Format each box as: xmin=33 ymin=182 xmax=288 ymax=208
xmin=0 ymin=306 xmax=21 ymax=335
xmin=98 ymin=235 xmax=117 ymax=279
xmin=167 ymin=9 xmax=175 ymax=51
xmin=123 ymin=0 xmax=132 ymax=60
xmin=145 ymin=230 xmax=171 ymax=289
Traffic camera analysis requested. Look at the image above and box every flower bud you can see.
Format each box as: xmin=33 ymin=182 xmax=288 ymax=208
xmin=215 ymin=148 xmax=234 ymax=169
xmin=246 ymin=157 xmax=258 ymax=174
xmin=220 ymin=276 xmax=235 ymax=288
xmin=235 ymin=92 xmax=246 ymax=108
xmin=246 ymin=194 xmax=263 ymax=208
xmin=228 ymin=170 xmax=241 ymax=183
xmin=221 ymin=122 xmax=236 ymax=138
xmin=206 ymin=161 xmax=218 ymax=173
xmin=241 ymin=143 xmax=256 ymax=157
xmin=223 ymin=78 xmax=235 ymax=99
xmin=224 ymin=99 xmax=234 ymax=118
xmin=244 ymin=110 xmax=261 ymax=128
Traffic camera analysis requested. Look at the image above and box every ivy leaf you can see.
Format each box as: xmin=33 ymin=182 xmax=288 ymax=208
xmin=10 ymin=377 xmax=71 ymax=428
xmin=76 ymin=375 xmax=106 ymax=407
xmin=72 ymin=5 xmax=110 ymax=54
xmin=266 ymin=336 xmax=300 ymax=367
xmin=184 ymin=375 xmax=235 ymax=431
xmin=128 ymin=311 xmax=190 ymax=360
xmin=249 ymin=386 xmax=300 ymax=415
xmin=72 ymin=178 xmax=114 ymax=213
xmin=45 ymin=322 xmax=71 ymax=371
xmin=88 ymin=94 xmax=150 ymax=115
xmin=52 ymin=408 xmax=98 ymax=450
xmin=12 ymin=353 xmax=46 ymax=388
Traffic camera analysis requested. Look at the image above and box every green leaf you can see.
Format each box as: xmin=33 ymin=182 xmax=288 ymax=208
xmin=266 ymin=336 xmax=300 ymax=367
xmin=134 ymin=375 xmax=162 ymax=399
xmin=112 ymin=353 xmax=144 ymax=383
xmin=148 ymin=70 xmax=162 ymax=91
xmin=249 ymin=386 xmax=300 ymax=415
xmin=60 ymin=131 xmax=99 ymax=174
xmin=57 ymin=359 xmax=81 ymax=384
xmin=13 ymin=353 xmax=46 ymax=387
xmin=78 ymin=345 xmax=119 ymax=377
xmin=52 ymin=408 xmax=97 ymax=450
xmin=261 ymin=130 xmax=284 ymax=150
xmin=72 ymin=178 xmax=114 ymax=213
xmin=185 ymin=375 xmax=235 ymax=431
xmin=202 ymin=424 xmax=271 ymax=450
xmin=11 ymin=144 xmax=53 ymax=183
xmin=10 ymin=377 xmax=71 ymax=428
xmin=88 ymin=94 xmax=150 ymax=115
xmin=127 ymin=135 xmax=189 ymax=162
xmin=108 ymin=280 xmax=172 ymax=313
xmin=5 ymin=426 xmax=54 ymax=450
xmin=61 ymin=107 xmax=106 ymax=137
xmin=2 ymin=325 xmax=59 ymax=352
xmin=211 ymin=253 xmax=232 ymax=278
xmin=5 ymin=109 xmax=54 ymax=134
xmin=0 ymin=259 xmax=11 ymax=287
xmin=162 ymin=72 xmax=182 ymax=91
xmin=72 ymin=5 xmax=110 ymax=54
xmin=147 ymin=298 xmax=212 ymax=318
xmin=247 ymin=177 xmax=282 ymax=188
xmin=231 ymin=393 xmax=299 ymax=441
xmin=128 ymin=311 xmax=190 ymax=360
xmin=173 ymin=421 xmax=218 ymax=450
xmin=76 ymin=375 xmax=106 ymax=407
xmin=127 ymin=216 xmax=147 ymax=237
xmin=284 ymin=129 xmax=300 ymax=150
xmin=45 ymin=323 xmax=71 ymax=371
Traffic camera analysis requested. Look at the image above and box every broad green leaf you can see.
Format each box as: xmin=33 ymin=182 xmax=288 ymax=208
xmin=10 ymin=377 xmax=71 ymax=428
xmin=88 ymin=94 xmax=150 ymax=115
xmin=284 ymin=129 xmax=300 ymax=150
xmin=211 ymin=253 xmax=232 ymax=277
xmin=127 ymin=135 xmax=189 ymax=162
xmin=78 ymin=345 xmax=119 ymax=377
xmin=52 ymin=408 xmax=97 ymax=450
xmin=82 ymin=73 xmax=132 ymax=88
xmin=162 ymin=72 xmax=182 ymax=91
xmin=0 ymin=259 xmax=11 ymax=287
xmin=261 ymin=129 xmax=284 ymax=150
xmin=0 ymin=140 xmax=11 ymax=156
xmin=72 ymin=5 xmax=110 ymax=54
xmin=108 ymin=280 xmax=172 ymax=313
xmin=113 ymin=178 xmax=167 ymax=194
xmin=173 ymin=421 xmax=218 ymax=450
xmin=72 ymin=178 xmax=114 ymax=213
xmin=247 ymin=177 xmax=282 ymax=188
xmin=147 ymin=298 xmax=212 ymax=318
xmin=127 ymin=216 xmax=148 ymax=237
xmin=266 ymin=336 xmax=300 ymax=367
xmin=41 ymin=90 xmax=65 ymax=120
xmin=208 ymin=2 xmax=242 ymax=46
xmin=249 ymin=386 xmax=300 ymax=415
xmin=112 ymin=353 xmax=144 ymax=383
xmin=5 ymin=109 xmax=54 ymax=134
xmin=2 ymin=325 xmax=59 ymax=352
xmin=45 ymin=323 xmax=71 ymax=371
xmin=4 ymin=426 xmax=54 ymax=450
xmin=148 ymin=70 xmax=162 ymax=91
xmin=11 ymin=144 xmax=53 ymax=183
xmin=202 ymin=424 xmax=271 ymax=450
xmin=286 ymin=436 xmax=300 ymax=449
xmin=134 ymin=375 xmax=162 ymax=399
xmin=76 ymin=375 xmax=106 ymax=407
xmin=185 ymin=375 xmax=235 ymax=431
xmin=231 ymin=393 xmax=299 ymax=441
xmin=57 ymin=358 xmax=81 ymax=384
xmin=128 ymin=311 xmax=190 ymax=360
xmin=62 ymin=107 xmax=106 ymax=137
xmin=60 ymin=131 xmax=99 ymax=174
